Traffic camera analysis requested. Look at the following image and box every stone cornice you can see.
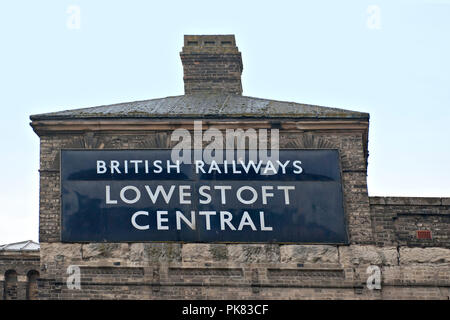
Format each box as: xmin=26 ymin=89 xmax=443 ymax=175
xmin=30 ymin=118 xmax=369 ymax=136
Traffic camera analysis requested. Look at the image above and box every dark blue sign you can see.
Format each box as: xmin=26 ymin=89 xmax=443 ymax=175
xmin=61 ymin=149 xmax=348 ymax=243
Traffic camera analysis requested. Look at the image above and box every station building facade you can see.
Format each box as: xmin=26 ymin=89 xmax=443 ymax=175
xmin=2 ymin=35 xmax=449 ymax=300
xmin=0 ymin=241 xmax=40 ymax=300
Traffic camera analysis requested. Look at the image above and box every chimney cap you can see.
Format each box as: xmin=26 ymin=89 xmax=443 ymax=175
xmin=182 ymin=35 xmax=239 ymax=54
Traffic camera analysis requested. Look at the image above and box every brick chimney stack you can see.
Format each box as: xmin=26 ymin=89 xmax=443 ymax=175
xmin=180 ymin=35 xmax=243 ymax=95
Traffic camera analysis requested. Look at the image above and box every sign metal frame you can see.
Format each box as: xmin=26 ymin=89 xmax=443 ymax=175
xmin=59 ymin=148 xmax=349 ymax=244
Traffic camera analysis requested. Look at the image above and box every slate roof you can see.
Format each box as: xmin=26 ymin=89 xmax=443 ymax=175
xmin=0 ymin=240 xmax=40 ymax=251
xmin=30 ymin=94 xmax=369 ymax=121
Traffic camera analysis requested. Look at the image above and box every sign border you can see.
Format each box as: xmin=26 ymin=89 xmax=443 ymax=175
xmin=59 ymin=148 xmax=349 ymax=244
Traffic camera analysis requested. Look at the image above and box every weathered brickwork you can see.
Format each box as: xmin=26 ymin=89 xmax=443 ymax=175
xmin=29 ymin=129 xmax=450 ymax=300
xmin=0 ymin=252 xmax=40 ymax=300
xmin=370 ymin=197 xmax=450 ymax=247
xmin=34 ymin=241 xmax=450 ymax=300
xmin=181 ymin=35 xmax=243 ymax=95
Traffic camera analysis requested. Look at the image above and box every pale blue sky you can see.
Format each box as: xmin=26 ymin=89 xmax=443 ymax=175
xmin=0 ymin=0 xmax=449 ymax=244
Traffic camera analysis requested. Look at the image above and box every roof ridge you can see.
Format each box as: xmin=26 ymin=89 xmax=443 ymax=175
xmin=30 ymin=95 xmax=185 ymax=120
xmin=30 ymin=94 xmax=369 ymax=121
xmin=0 ymin=240 xmax=40 ymax=251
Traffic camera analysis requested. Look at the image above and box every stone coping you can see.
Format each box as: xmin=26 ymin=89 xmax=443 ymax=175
xmin=369 ymin=197 xmax=450 ymax=206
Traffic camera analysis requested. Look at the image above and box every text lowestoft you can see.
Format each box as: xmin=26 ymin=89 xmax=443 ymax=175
xmin=105 ymin=184 xmax=295 ymax=206
xmin=105 ymin=184 xmax=296 ymax=233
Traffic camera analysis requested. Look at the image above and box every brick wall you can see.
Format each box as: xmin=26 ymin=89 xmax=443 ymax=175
xmin=30 ymin=127 xmax=450 ymax=300
xmin=0 ymin=252 xmax=40 ymax=300
xmin=36 ymin=241 xmax=450 ymax=299
xmin=370 ymin=197 xmax=450 ymax=247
